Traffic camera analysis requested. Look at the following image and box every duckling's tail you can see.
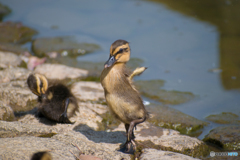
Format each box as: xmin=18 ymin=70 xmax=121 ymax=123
xmin=129 ymin=67 xmax=147 ymax=81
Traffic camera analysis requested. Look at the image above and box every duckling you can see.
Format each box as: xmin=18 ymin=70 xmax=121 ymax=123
xmin=31 ymin=151 xmax=52 ymax=160
xmin=27 ymin=73 xmax=78 ymax=123
xmin=100 ymin=39 xmax=148 ymax=152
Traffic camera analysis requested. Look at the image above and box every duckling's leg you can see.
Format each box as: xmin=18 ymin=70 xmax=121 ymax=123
xmin=124 ymin=117 xmax=146 ymax=152
xmin=59 ymin=98 xmax=72 ymax=124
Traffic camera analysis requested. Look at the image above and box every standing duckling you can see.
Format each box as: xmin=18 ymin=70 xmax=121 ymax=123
xmin=100 ymin=40 xmax=148 ymax=152
xmin=27 ymin=73 xmax=78 ymax=123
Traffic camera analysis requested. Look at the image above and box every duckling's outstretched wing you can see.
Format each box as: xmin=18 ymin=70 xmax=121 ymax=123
xmin=129 ymin=67 xmax=147 ymax=81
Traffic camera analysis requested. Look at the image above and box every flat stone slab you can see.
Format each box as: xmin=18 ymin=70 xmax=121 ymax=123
xmin=0 ymin=120 xmax=58 ymax=138
xmin=203 ymin=125 xmax=240 ymax=151
xmin=71 ymin=81 xmax=104 ymax=102
xmin=0 ymin=51 xmax=22 ymax=69
xmin=0 ymin=67 xmax=31 ymax=83
xmin=34 ymin=63 xmax=88 ymax=80
xmin=140 ymin=149 xmax=200 ymax=160
xmin=0 ymin=80 xmax=37 ymax=112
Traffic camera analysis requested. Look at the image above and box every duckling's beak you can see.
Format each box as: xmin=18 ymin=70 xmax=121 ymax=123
xmin=104 ymin=55 xmax=116 ymax=68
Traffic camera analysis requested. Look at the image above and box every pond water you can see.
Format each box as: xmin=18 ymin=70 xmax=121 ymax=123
xmin=1 ymin=0 xmax=240 ymax=139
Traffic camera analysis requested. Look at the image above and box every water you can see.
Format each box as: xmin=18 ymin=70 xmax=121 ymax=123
xmin=1 ymin=0 xmax=240 ymax=139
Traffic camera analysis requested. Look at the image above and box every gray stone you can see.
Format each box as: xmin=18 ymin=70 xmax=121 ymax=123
xmin=146 ymin=104 xmax=209 ymax=135
xmin=32 ymin=36 xmax=100 ymax=57
xmin=203 ymin=126 xmax=240 ymax=150
xmin=0 ymin=130 xmax=130 ymax=160
xmin=34 ymin=63 xmax=88 ymax=80
xmin=0 ymin=67 xmax=31 ymax=83
xmin=0 ymin=121 xmax=58 ymax=138
xmin=71 ymin=81 xmax=105 ymax=102
xmin=0 ymin=21 xmax=37 ymax=44
xmin=140 ymin=149 xmax=200 ymax=160
xmin=0 ymin=80 xmax=37 ymax=112
xmin=0 ymin=51 xmax=22 ymax=69
xmin=0 ymin=101 xmax=15 ymax=121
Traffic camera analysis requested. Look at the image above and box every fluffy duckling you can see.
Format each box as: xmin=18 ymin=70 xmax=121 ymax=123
xmin=100 ymin=40 xmax=148 ymax=152
xmin=27 ymin=73 xmax=78 ymax=123
xmin=31 ymin=151 xmax=52 ymax=160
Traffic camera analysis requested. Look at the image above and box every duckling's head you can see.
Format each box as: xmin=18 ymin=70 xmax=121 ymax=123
xmin=27 ymin=73 xmax=48 ymax=96
xmin=104 ymin=39 xmax=130 ymax=68
xmin=31 ymin=151 xmax=52 ymax=160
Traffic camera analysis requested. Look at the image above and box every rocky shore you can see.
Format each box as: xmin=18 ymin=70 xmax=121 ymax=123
xmin=0 ymin=2 xmax=239 ymax=160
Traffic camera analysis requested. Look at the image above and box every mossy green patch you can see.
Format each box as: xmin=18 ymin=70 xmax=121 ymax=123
xmin=97 ymin=111 xmax=121 ymax=131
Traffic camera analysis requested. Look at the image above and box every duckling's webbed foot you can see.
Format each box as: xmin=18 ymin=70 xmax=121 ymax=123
xmin=59 ymin=98 xmax=73 ymax=124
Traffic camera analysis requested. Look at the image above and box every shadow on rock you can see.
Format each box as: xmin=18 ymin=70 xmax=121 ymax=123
xmin=73 ymin=124 xmax=126 ymax=144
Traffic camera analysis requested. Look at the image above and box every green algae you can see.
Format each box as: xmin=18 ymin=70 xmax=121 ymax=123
xmin=97 ymin=111 xmax=121 ymax=131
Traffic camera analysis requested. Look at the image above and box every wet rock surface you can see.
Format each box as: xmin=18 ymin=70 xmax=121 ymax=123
xmin=32 ymin=36 xmax=100 ymax=57
xmin=0 ymin=22 xmax=37 ymax=44
xmin=135 ymin=80 xmax=195 ymax=105
xmin=0 ymin=3 xmax=11 ymax=21
xmin=205 ymin=112 xmax=240 ymax=124
xmin=146 ymin=104 xmax=209 ymax=135
xmin=203 ymin=126 xmax=240 ymax=151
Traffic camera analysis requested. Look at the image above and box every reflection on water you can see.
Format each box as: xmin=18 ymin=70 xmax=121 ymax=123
xmin=1 ymin=0 xmax=240 ymax=139
xmin=151 ymin=0 xmax=240 ymax=90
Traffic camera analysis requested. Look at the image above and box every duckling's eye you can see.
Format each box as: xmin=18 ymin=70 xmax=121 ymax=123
xmin=118 ymin=48 xmax=123 ymax=53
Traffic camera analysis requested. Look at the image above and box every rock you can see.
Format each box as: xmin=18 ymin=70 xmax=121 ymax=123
xmin=0 ymin=21 xmax=37 ymax=44
xmin=140 ymin=148 xmax=200 ymax=160
xmin=205 ymin=112 xmax=240 ymax=124
xmin=203 ymin=126 xmax=240 ymax=150
xmin=0 ymin=51 xmax=22 ymax=69
xmin=34 ymin=63 xmax=88 ymax=80
xmin=146 ymin=104 xmax=209 ymax=135
xmin=71 ymin=81 xmax=104 ymax=102
xmin=0 ymin=42 xmax=29 ymax=55
xmin=0 ymin=67 xmax=31 ymax=83
xmin=47 ymin=57 xmax=144 ymax=78
xmin=111 ymin=122 xmax=209 ymax=158
xmin=135 ymin=80 xmax=195 ymax=105
xmin=0 ymin=3 xmax=11 ymax=21
xmin=0 ymin=80 xmax=37 ymax=112
xmin=0 ymin=121 xmax=58 ymax=138
xmin=0 ymin=101 xmax=15 ymax=121
xmin=32 ymin=36 xmax=100 ymax=57
xmin=0 ymin=130 xmax=130 ymax=160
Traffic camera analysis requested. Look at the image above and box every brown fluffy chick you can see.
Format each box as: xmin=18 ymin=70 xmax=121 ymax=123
xmin=100 ymin=39 xmax=148 ymax=152
xmin=31 ymin=151 xmax=52 ymax=160
xmin=27 ymin=73 xmax=78 ymax=123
